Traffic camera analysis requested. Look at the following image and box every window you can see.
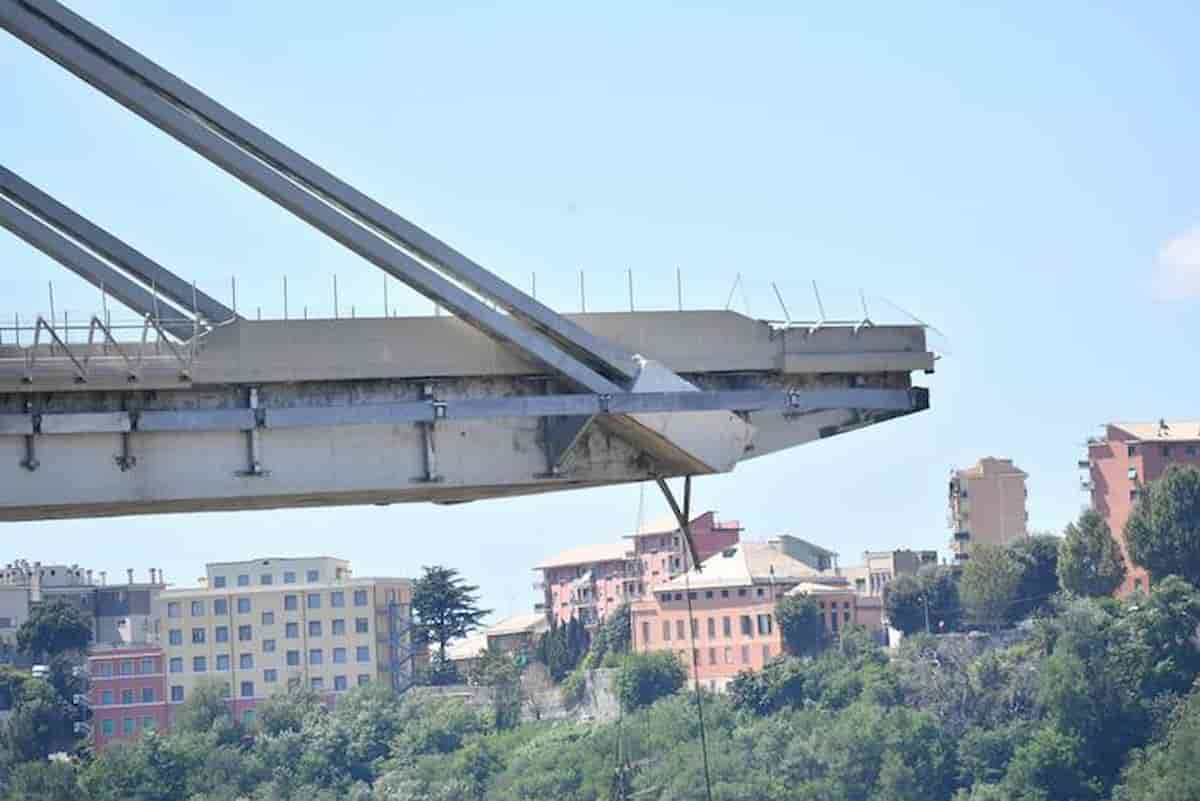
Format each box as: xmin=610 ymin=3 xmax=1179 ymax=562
xmin=141 ymin=687 xmax=155 ymax=703
xmin=756 ymin=588 xmax=765 ymax=598
xmin=193 ymin=656 xmax=207 ymax=672
xmin=334 ymin=675 xmax=348 ymax=691
xmin=286 ymin=650 xmax=300 ymax=667
xmin=123 ymin=718 xmax=135 ymax=735
xmin=675 ymin=620 xmax=685 ymax=640
xmin=260 ymin=574 xmax=273 ymax=586
xmin=740 ymin=645 xmax=750 ymax=663
xmin=1128 ymin=444 xmax=1137 ymax=457
xmin=216 ymin=654 xmax=230 ymax=672
xmin=215 ymin=626 xmax=229 ymax=643
xmin=332 ymin=619 xmax=346 ymax=636
xmin=642 ymin=621 xmax=651 ymax=644
xmin=284 ymin=571 xmax=297 ymax=584
xmin=763 ymin=644 xmax=772 ymax=662
xmin=240 ymin=653 xmax=254 ymax=669
xmin=241 ymin=681 xmax=254 ymax=698
xmin=242 ymin=709 xmax=256 ymax=724
xmin=169 ymin=629 xmax=182 ymax=646
xmin=96 ymin=662 xmax=112 ymax=677
xmin=356 ymin=646 xmax=370 ymax=663
xmin=740 ymin=616 xmax=753 ymax=636
xmin=102 ymin=719 xmax=115 ymax=736
xmin=169 ymin=657 xmax=183 ymax=674
xmin=705 ymin=590 xmax=714 ymax=599
xmin=120 ymin=659 xmax=134 ymax=676
xmin=720 ymin=589 xmax=730 ymax=599
xmin=757 ymin=614 xmax=773 ymax=636
xmin=167 ymin=602 xmax=181 ymax=618
xmin=220 ymin=683 xmax=232 ymax=699
xmin=101 ymin=690 xmax=114 ymax=705
xmin=722 ymin=617 xmax=732 ymax=637
xmin=706 ymin=617 xmax=716 ymax=638
xmin=708 ymin=647 xmax=717 ymax=665
xmin=724 ymin=646 xmax=733 ymax=664
xmin=238 ymin=625 xmax=252 ymax=642
xmin=309 ymin=649 xmax=323 ymax=665
xmin=286 ymin=622 xmax=299 ymax=639
xmin=264 ymin=669 xmax=278 ymax=683
xmin=1164 ymin=445 xmax=1173 ymax=457
xmin=237 ymin=574 xmax=250 ymax=587
xmin=308 ymin=620 xmax=322 ymax=637
xmin=662 ymin=620 xmax=671 ymax=641
xmin=143 ymin=717 xmax=156 ymax=732
xmin=333 ymin=647 xmax=347 ymax=664
xmin=121 ymin=689 xmax=134 ymax=704
xmin=237 ymin=597 xmax=251 ymax=614
xmin=311 ymin=677 xmax=324 ymax=690
xmin=284 ymin=595 xmax=298 ymax=611
xmin=737 ymin=588 xmax=747 ymax=597
xmin=262 ymin=637 xmax=277 ymax=653
xmin=213 ymin=576 xmax=226 ymax=588
xmin=844 ymin=611 xmax=852 ymax=623
xmin=287 ymin=677 xmax=301 ymax=690
xmin=355 ymin=617 xmax=369 ymax=634
xmin=306 ymin=570 xmax=319 ymax=583
xmin=171 ymin=686 xmax=184 ymax=702
xmin=191 ymin=600 xmax=205 ymax=616
xmin=262 ymin=611 xmax=274 ymax=625
xmin=358 ymin=674 xmax=371 ymax=686
xmin=192 ymin=627 xmax=206 ymax=644
xmin=331 ymin=591 xmax=345 ymax=608
xmin=307 ymin=594 xmax=321 ymax=610
xmin=214 ymin=599 xmax=228 ymax=615
xmin=141 ymin=657 xmax=156 ymax=674
xmin=354 ymin=589 xmax=369 ymax=607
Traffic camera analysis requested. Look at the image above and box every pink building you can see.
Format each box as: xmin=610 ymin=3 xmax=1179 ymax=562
xmin=88 ymin=646 xmax=168 ymax=751
xmin=630 ymin=542 xmax=872 ymax=691
xmin=536 ymin=511 xmax=742 ymax=626
xmin=1083 ymin=420 xmax=1200 ymax=596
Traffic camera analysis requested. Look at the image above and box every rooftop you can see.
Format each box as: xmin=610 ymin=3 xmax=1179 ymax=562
xmin=655 ymin=541 xmax=825 ymax=591
xmin=485 ymin=612 xmax=550 ymax=638
xmin=534 ymin=542 xmax=630 ymax=570
xmin=955 ymin=457 xmax=1027 ymax=478
xmin=1107 ymin=420 xmax=1200 ymax=443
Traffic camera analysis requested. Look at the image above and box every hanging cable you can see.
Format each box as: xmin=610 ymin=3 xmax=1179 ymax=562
xmin=656 ymin=475 xmax=715 ymax=801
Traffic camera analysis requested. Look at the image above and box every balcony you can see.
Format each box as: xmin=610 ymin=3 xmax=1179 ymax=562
xmin=953 ymin=531 xmax=970 ymax=542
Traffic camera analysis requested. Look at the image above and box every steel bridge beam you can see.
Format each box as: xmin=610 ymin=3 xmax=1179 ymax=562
xmin=0 ymin=165 xmax=235 ymax=323
xmin=0 ymin=0 xmax=636 ymax=389
xmin=0 ymin=192 xmax=195 ymax=339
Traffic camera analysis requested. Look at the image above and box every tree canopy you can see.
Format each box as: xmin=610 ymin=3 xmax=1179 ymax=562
xmin=1058 ymin=509 xmax=1126 ymax=597
xmin=775 ymin=592 xmax=826 ymax=656
xmin=885 ymin=566 xmax=962 ymax=636
xmin=1125 ymin=463 xmax=1200 ymax=586
xmin=15 ymin=599 xmax=92 ymax=659
xmin=412 ymin=565 xmax=490 ymax=683
xmin=960 ymin=545 xmax=1023 ymax=630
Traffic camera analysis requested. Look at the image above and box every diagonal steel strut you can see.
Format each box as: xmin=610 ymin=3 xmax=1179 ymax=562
xmin=0 ymin=0 xmax=638 ymax=386
xmin=0 ymin=165 xmax=235 ymax=324
xmin=0 ymin=191 xmax=195 ymax=340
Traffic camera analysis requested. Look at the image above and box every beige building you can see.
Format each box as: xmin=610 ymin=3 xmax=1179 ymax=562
xmin=948 ymin=458 xmax=1029 ymax=560
xmin=841 ymin=549 xmax=939 ymax=597
xmin=156 ymin=557 xmax=418 ymax=721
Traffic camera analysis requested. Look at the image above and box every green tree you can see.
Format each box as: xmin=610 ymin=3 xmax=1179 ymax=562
xmin=616 ymin=651 xmax=687 ymax=711
xmin=1059 ymin=509 xmax=1126 ymax=597
xmin=412 ymin=566 xmax=490 ymax=684
xmin=469 ymin=648 xmax=523 ymax=730
xmin=1123 ymin=460 xmax=1200 ymax=585
xmin=776 ymin=592 xmax=826 ymax=656
xmin=1126 ymin=464 xmax=1200 ymax=586
xmin=1009 ymin=534 xmax=1061 ymax=621
xmin=172 ymin=679 xmax=239 ymax=742
xmin=885 ymin=567 xmax=962 ymax=635
xmin=960 ymin=545 xmax=1023 ymax=630
xmin=255 ymin=684 xmax=322 ymax=735
xmin=15 ymin=599 xmax=92 ymax=659
xmin=2 ymin=678 xmax=74 ymax=762
xmin=2 ymin=759 xmax=80 ymax=801
xmin=1114 ymin=685 xmax=1200 ymax=801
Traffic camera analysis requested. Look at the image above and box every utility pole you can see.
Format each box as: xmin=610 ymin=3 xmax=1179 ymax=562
xmin=923 ymin=593 xmax=931 ymax=634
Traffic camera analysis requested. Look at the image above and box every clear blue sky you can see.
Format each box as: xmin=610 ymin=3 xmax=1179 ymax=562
xmin=2 ymin=2 xmax=1199 ymax=619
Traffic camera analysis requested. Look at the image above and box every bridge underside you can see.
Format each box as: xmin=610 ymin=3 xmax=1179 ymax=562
xmin=0 ymin=311 xmax=931 ymax=521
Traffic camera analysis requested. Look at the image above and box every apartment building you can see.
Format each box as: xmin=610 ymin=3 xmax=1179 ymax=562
xmin=1081 ymin=420 xmax=1200 ymax=595
xmin=536 ymin=511 xmax=741 ymax=626
xmin=630 ymin=541 xmax=874 ymax=691
xmin=842 ymin=549 xmax=939 ymax=597
xmin=948 ymin=458 xmax=1029 ymax=560
xmin=157 ymin=557 xmax=418 ymax=726
xmin=88 ymin=646 xmax=167 ymax=751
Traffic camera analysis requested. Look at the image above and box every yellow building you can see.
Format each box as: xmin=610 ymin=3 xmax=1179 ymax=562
xmin=155 ymin=557 xmax=418 ymax=722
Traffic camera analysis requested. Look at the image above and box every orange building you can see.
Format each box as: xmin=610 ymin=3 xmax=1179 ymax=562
xmin=630 ymin=541 xmax=876 ymax=691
